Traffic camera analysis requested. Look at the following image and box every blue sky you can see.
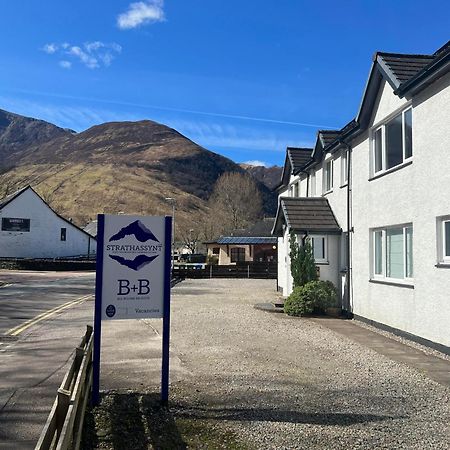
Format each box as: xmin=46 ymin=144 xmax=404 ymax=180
xmin=0 ymin=1 xmax=449 ymax=167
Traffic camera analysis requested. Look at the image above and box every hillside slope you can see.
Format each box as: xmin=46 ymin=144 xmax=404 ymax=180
xmin=0 ymin=109 xmax=70 ymax=166
xmin=0 ymin=113 xmax=276 ymax=227
xmin=240 ymin=164 xmax=283 ymax=190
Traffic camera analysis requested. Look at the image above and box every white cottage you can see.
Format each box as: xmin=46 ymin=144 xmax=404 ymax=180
xmin=273 ymin=40 xmax=450 ymax=351
xmin=0 ymin=186 xmax=96 ymax=258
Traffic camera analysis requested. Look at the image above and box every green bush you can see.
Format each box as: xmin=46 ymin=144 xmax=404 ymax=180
xmin=289 ymin=233 xmax=317 ymax=288
xmin=284 ymin=280 xmax=338 ymax=317
xmin=284 ymin=286 xmax=315 ymax=316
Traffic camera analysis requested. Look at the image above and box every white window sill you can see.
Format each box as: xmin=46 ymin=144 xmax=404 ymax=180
xmin=436 ymin=262 xmax=450 ymax=268
xmin=369 ymin=160 xmax=413 ymax=181
xmin=340 ymin=183 xmax=348 ymax=189
xmin=315 ymin=261 xmax=329 ymax=265
xmin=322 ymin=189 xmax=333 ymax=196
xmin=369 ymin=278 xmax=414 ymax=289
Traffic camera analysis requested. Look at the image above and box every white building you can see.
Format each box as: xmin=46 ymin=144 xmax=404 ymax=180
xmin=273 ymin=41 xmax=450 ymax=351
xmin=0 ymin=186 xmax=96 ymax=258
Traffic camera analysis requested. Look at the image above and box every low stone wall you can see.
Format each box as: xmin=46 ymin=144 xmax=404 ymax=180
xmin=0 ymin=258 xmax=95 ymax=271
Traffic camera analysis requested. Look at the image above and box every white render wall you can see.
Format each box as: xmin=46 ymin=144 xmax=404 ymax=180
xmin=0 ymin=189 xmax=96 ymax=258
xmin=351 ymin=75 xmax=450 ymax=347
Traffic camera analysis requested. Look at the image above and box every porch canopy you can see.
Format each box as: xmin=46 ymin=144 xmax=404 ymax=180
xmin=272 ymin=197 xmax=341 ymax=236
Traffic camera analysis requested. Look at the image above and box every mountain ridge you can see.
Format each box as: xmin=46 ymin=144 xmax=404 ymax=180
xmin=0 ymin=109 xmax=277 ymax=229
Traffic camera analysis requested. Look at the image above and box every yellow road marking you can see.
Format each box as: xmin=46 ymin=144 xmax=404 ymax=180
xmin=6 ymin=294 xmax=93 ymax=336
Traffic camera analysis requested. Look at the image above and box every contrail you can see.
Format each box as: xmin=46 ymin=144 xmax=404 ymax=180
xmin=6 ymin=88 xmax=337 ymax=129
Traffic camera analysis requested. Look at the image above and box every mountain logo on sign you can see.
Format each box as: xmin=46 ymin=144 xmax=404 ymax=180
xmin=109 ymin=254 xmax=159 ymax=271
xmin=109 ymin=220 xmax=160 ymax=243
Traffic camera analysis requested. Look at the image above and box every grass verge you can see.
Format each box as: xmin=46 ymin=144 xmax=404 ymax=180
xmin=82 ymin=391 xmax=250 ymax=450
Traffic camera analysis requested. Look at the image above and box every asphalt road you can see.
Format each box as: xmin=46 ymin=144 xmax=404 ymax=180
xmin=0 ymin=271 xmax=95 ymax=449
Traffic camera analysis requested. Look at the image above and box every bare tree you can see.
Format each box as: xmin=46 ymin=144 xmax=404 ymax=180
xmin=208 ymin=172 xmax=263 ymax=235
xmin=178 ymin=224 xmax=202 ymax=254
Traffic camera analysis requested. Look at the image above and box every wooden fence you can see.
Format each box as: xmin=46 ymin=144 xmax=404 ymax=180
xmin=35 ymin=325 xmax=93 ymax=450
xmin=173 ymin=262 xmax=277 ymax=279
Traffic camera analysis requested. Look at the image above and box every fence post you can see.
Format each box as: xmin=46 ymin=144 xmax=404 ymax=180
xmin=56 ymin=388 xmax=71 ymax=438
xmin=247 ymin=265 xmax=250 ymax=278
xmin=210 ymin=265 xmax=212 ymax=279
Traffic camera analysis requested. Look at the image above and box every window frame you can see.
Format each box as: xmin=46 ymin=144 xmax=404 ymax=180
xmin=371 ymin=224 xmax=413 ymax=283
xmin=443 ymin=220 xmax=450 ymax=263
xmin=310 ymin=171 xmax=316 ymax=197
xmin=309 ymin=234 xmax=328 ymax=264
xmin=437 ymin=216 xmax=450 ymax=264
xmin=341 ymin=150 xmax=348 ymax=187
xmin=323 ymin=159 xmax=333 ymax=194
xmin=371 ymin=106 xmax=413 ymax=177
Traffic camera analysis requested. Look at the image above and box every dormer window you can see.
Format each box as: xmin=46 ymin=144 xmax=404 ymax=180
xmin=323 ymin=159 xmax=333 ymax=194
xmin=372 ymin=107 xmax=412 ymax=176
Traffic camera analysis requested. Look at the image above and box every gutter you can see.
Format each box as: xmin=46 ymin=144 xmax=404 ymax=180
xmin=395 ymin=52 xmax=450 ymax=97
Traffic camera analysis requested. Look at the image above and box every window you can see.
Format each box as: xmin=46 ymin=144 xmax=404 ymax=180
xmin=310 ymin=235 xmax=327 ymax=263
xmin=230 ymin=247 xmax=245 ymax=262
xmin=323 ymin=160 xmax=333 ymax=193
xmin=372 ymin=107 xmax=413 ymax=175
xmin=437 ymin=217 xmax=450 ymax=264
xmin=341 ymin=150 xmax=348 ymax=186
xmin=212 ymin=247 xmax=220 ymax=255
xmin=60 ymin=227 xmax=67 ymax=241
xmin=372 ymin=225 xmax=413 ymax=281
xmin=310 ymin=171 xmax=316 ymax=196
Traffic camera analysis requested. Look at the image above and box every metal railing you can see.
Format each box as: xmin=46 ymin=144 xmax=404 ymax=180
xmin=35 ymin=325 xmax=93 ymax=450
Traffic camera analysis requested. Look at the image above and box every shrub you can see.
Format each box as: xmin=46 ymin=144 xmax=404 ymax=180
xmin=289 ymin=233 xmax=317 ymax=288
xmin=284 ymin=280 xmax=338 ymax=317
xmin=284 ymin=286 xmax=315 ymax=316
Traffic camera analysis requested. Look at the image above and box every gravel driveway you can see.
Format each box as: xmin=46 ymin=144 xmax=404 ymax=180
xmin=166 ymin=278 xmax=450 ymax=450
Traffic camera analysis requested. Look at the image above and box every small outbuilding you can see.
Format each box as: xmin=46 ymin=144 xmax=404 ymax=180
xmin=206 ymin=218 xmax=277 ymax=265
xmin=0 ymin=186 xmax=96 ymax=258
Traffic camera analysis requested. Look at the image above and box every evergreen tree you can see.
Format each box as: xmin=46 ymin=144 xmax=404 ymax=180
xmin=290 ymin=232 xmax=318 ymax=288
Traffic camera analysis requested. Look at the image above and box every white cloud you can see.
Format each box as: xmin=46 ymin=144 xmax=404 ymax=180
xmin=59 ymin=60 xmax=72 ymax=69
xmin=117 ymin=0 xmax=165 ymax=29
xmin=242 ymin=160 xmax=268 ymax=167
xmin=42 ymin=43 xmax=58 ymax=54
xmin=41 ymin=41 xmax=122 ymax=69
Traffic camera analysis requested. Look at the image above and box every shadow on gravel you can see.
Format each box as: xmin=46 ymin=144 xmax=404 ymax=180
xmin=82 ymin=392 xmax=248 ymax=450
xmin=176 ymin=406 xmax=398 ymax=426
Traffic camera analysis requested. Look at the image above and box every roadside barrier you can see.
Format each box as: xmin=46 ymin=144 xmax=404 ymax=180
xmin=35 ymin=325 xmax=93 ymax=450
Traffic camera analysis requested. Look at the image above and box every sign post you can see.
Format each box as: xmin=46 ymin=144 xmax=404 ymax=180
xmin=92 ymin=214 xmax=172 ymax=406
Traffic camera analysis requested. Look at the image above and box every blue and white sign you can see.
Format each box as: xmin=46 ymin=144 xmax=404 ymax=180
xmin=99 ymin=215 xmax=167 ymax=320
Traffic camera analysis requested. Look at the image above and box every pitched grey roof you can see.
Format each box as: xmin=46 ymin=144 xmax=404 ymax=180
xmin=276 ymin=147 xmax=313 ymax=190
xmin=272 ymin=197 xmax=341 ymax=236
xmin=319 ymin=130 xmax=341 ymax=148
xmin=377 ymin=53 xmax=434 ymax=87
xmin=287 ymin=147 xmax=313 ymax=173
